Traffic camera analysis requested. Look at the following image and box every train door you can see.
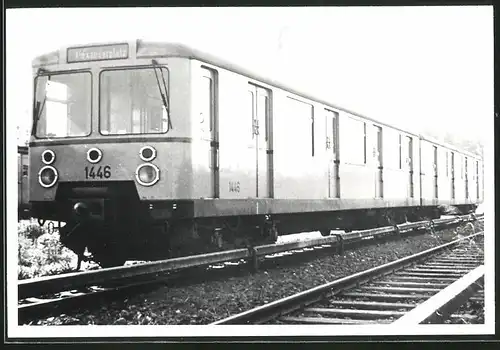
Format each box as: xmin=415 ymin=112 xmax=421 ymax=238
xmin=325 ymin=109 xmax=340 ymax=198
xmin=405 ymin=136 xmax=414 ymax=198
xmin=201 ymin=68 xmax=219 ymax=198
xmin=465 ymin=157 xmax=469 ymax=199
xmin=249 ymin=83 xmax=272 ymax=198
xmin=433 ymin=146 xmax=438 ymax=199
xmin=371 ymin=125 xmax=383 ymax=198
xmin=450 ymin=152 xmax=455 ymax=199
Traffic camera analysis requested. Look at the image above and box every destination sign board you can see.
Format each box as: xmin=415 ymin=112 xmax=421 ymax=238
xmin=67 ymin=44 xmax=129 ymax=63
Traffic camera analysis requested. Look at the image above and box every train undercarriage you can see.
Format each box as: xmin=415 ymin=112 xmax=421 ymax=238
xmin=32 ymin=197 xmax=477 ymax=268
xmin=28 ymin=180 xmax=477 ymax=268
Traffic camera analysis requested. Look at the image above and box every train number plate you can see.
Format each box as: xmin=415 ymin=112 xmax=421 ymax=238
xmin=84 ymin=165 xmax=111 ymax=179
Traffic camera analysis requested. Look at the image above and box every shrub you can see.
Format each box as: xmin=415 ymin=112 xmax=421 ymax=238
xmin=18 ymin=220 xmax=77 ymax=279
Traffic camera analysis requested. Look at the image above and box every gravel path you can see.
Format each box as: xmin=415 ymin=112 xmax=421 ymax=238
xmin=25 ymin=221 xmax=484 ymax=326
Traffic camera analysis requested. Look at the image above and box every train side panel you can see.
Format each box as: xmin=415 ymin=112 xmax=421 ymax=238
xmin=273 ymin=91 xmax=326 ymax=199
xmin=338 ymin=113 xmax=375 ymax=200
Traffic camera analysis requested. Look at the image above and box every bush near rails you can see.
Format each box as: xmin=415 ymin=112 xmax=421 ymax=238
xmin=18 ymin=220 xmax=77 ymax=280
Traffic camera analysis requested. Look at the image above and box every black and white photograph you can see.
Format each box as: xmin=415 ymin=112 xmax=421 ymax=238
xmin=5 ymin=6 xmax=495 ymax=340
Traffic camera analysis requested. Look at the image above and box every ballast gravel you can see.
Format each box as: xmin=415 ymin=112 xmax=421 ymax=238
xmin=25 ymin=220 xmax=484 ymax=326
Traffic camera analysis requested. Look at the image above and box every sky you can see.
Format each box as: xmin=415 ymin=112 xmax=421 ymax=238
xmin=6 ymin=6 xmax=494 ymax=146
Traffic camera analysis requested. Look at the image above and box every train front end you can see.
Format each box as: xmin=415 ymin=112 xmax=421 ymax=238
xmin=29 ymin=41 xmax=194 ymax=266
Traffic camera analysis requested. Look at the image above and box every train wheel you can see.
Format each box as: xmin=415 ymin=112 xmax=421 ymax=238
xmin=91 ymin=243 xmax=126 ymax=268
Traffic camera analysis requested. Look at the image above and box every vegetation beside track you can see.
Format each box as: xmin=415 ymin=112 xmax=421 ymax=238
xmin=18 ymin=220 xmax=76 ymax=279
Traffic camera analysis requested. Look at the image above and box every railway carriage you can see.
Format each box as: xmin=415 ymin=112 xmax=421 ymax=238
xmin=26 ymin=40 xmax=483 ymax=266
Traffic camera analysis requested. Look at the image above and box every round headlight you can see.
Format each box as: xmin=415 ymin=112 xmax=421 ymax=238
xmin=87 ymin=148 xmax=103 ymax=163
xmin=41 ymin=150 xmax=56 ymax=165
xmin=38 ymin=166 xmax=58 ymax=188
xmin=140 ymin=146 xmax=156 ymax=162
xmin=135 ymin=163 xmax=160 ymax=186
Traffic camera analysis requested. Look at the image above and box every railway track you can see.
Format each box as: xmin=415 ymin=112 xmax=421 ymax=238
xmin=18 ymin=214 xmax=482 ymax=323
xmin=211 ymin=231 xmax=484 ymax=325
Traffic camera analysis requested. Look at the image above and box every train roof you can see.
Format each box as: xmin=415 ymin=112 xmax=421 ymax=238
xmin=32 ymin=40 xmax=482 ymax=159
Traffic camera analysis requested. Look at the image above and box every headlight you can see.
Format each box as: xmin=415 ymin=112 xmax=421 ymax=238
xmin=41 ymin=149 xmax=56 ymax=165
xmin=87 ymin=148 xmax=103 ymax=163
xmin=135 ymin=163 xmax=160 ymax=186
xmin=140 ymin=146 xmax=156 ymax=162
xmin=38 ymin=166 xmax=58 ymax=188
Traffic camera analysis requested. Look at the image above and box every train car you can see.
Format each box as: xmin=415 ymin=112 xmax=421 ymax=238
xmin=419 ymin=137 xmax=483 ymax=211
xmin=18 ymin=146 xmax=31 ymax=219
xmin=28 ymin=40 xmax=483 ymax=266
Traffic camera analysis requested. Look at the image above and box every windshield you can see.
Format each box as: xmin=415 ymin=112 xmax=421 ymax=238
xmin=34 ymin=72 xmax=92 ymax=138
xmin=100 ymin=67 xmax=170 ymax=135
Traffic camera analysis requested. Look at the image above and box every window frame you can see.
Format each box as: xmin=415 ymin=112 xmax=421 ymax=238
xmin=33 ymin=70 xmax=93 ymax=139
xmin=363 ymin=123 xmax=367 ymax=164
xmin=286 ymin=96 xmax=315 ymax=158
xmin=343 ymin=116 xmax=367 ymax=165
xmin=98 ymin=65 xmax=170 ymax=136
xmin=446 ymin=151 xmax=449 ymax=177
xmin=398 ymin=134 xmax=402 ymax=169
xmin=200 ymin=67 xmax=216 ymax=133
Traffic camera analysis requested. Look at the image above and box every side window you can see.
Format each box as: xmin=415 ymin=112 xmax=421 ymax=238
xmin=258 ymin=94 xmax=269 ymax=141
xmin=433 ymin=146 xmax=438 ymax=173
xmin=461 ymin=156 xmax=464 ymax=179
xmin=344 ymin=116 xmax=366 ymax=165
xmin=22 ymin=165 xmax=28 ymax=177
xmin=248 ymin=90 xmax=255 ymax=138
xmin=363 ymin=123 xmax=367 ymax=164
xmin=311 ymin=107 xmax=315 ymax=157
xmin=200 ymin=68 xmax=215 ymax=134
xmin=286 ymin=97 xmax=314 ymax=158
xmin=451 ymin=152 xmax=455 ymax=177
xmin=325 ymin=109 xmax=339 ymax=159
xmin=399 ymin=134 xmax=402 ymax=169
xmin=446 ymin=151 xmax=449 ymax=177
xmin=45 ymin=81 xmax=69 ymax=136
xmin=332 ymin=113 xmax=338 ymax=157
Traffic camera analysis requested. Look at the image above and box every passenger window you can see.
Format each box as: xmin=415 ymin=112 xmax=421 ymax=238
xmin=311 ymin=109 xmax=315 ymax=157
xmin=461 ymin=156 xmax=464 ymax=179
xmin=399 ymin=134 xmax=402 ymax=169
xmin=258 ymin=94 xmax=269 ymax=141
xmin=446 ymin=152 xmax=449 ymax=177
xmin=344 ymin=116 xmax=366 ymax=165
xmin=248 ymin=90 xmax=255 ymax=138
xmin=200 ymin=74 xmax=213 ymax=133
xmin=285 ymin=97 xmax=314 ymax=158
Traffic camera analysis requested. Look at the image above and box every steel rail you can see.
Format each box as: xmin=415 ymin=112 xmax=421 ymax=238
xmin=18 ymin=214 xmax=481 ymax=300
xmin=210 ymin=231 xmax=484 ymax=325
xmin=392 ymin=264 xmax=484 ymax=325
